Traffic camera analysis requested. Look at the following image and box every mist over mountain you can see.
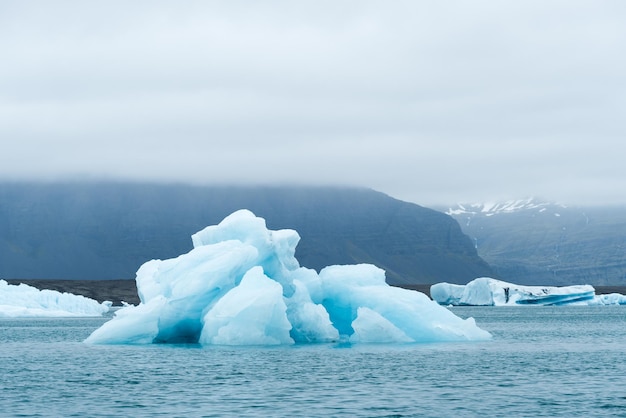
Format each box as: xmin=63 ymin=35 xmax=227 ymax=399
xmin=0 ymin=182 xmax=492 ymax=285
xmin=444 ymin=199 xmax=626 ymax=286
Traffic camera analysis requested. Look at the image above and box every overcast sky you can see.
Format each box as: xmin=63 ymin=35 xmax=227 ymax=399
xmin=1 ymin=1 xmax=625 ymax=206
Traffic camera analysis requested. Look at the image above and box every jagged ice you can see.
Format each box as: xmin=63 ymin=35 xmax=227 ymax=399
xmin=0 ymin=280 xmax=111 ymax=317
xmin=85 ymin=210 xmax=491 ymax=345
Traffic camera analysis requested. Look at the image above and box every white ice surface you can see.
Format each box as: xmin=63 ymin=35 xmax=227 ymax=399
xmin=588 ymin=293 xmax=626 ymax=305
xmin=0 ymin=280 xmax=111 ymax=317
xmin=431 ymin=277 xmax=625 ymax=306
xmin=86 ymin=210 xmax=491 ymax=345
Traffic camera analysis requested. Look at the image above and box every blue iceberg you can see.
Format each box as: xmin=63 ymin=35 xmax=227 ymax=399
xmin=85 ymin=210 xmax=491 ymax=345
xmin=431 ymin=277 xmax=626 ymax=306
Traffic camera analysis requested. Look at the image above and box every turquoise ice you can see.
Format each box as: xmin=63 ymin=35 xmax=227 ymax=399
xmin=86 ymin=210 xmax=491 ymax=345
xmin=431 ymin=277 xmax=626 ymax=306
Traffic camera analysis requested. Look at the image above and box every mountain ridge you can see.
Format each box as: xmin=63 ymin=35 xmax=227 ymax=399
xmin=443 ymin=199 xmax=626 ymax=285
xmin=0 ymin=181 xmax=493 ymax=285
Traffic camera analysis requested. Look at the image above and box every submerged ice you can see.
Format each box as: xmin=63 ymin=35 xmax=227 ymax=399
xmin=0 ymin=280 xmax=111 ymax=317
xmin=86 ymin=210 xmax=491 ymax=345
xmin=431 ymin=277 xmax=626 ymax=306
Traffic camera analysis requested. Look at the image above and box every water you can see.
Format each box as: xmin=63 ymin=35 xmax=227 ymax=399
xmin=1 ymin=306 xmax=626 ymax=417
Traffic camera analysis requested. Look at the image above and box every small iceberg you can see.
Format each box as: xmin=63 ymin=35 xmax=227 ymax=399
xmin=86 ymin=210 xmax=491 ymax=345
xmin=431 ymin=277 xmax=626 ymax=306
xmin=587 ymin=293 xmax=626 ymax=306
xmin=0 ymin=280 xmax=112 ymax=317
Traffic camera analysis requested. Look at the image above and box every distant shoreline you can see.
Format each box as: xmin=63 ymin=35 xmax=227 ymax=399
xmin=4 ymin=279 xmax=626 ymax=305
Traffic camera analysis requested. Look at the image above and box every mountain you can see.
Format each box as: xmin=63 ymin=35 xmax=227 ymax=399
xmin=443 ymin=198 xmax=626 ymax=285
xmin=0 ymin=182 xmax=492 ymax=285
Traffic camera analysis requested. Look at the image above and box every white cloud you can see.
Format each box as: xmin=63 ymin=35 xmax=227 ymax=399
xmin=1 ymin=1 xmax=625 ymax=206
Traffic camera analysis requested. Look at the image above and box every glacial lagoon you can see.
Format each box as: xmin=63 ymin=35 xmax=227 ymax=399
xmin=2 ymin=305 xmax=625 ymax=417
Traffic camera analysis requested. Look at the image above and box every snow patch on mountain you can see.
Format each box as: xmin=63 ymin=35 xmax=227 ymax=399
xmin=446 ymin=198 xmax=566 ymax=217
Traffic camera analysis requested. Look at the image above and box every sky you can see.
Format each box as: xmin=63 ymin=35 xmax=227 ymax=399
xmin=1 ymin=1 xmax=625 ymax=207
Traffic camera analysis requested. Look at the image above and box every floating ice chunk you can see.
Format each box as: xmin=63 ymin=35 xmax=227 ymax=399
xmin=0 ymin=280 xmax=110 ymax=317
xmin=350 ymin=307 xmax=413 ymax=343
xmin=200 ymin=267 xmax=293 ymax=345
xmin=431 ymin=278 xmax=598 ymax=306
xmin=87 ymin=239 xmax=259 ymax=344
xmin=429 ymin=282 xmax=465 ymax=306
xmin=192 ymin=210 xmax=300 ymax=293
xmin=588 ymin=293 xmax=626 ymax=305
xmin=319 ymin=265 xmax=491 ymax=342
xmin=86 ymin=210 xmax=491 ymax=345
xmin=85 ymin=297 xmax=164 ymax=344
xmin=285 ymin=279 xmax=339 ymax=343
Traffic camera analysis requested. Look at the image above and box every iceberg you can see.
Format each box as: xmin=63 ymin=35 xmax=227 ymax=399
xmin=587 ymin=293 xmax=626 ymax=306
xmin=86 ymin=210 xmax=491 ymax=345
xmin=0 ymin=280 xmax=111 ymax=317
xmin=431 ymin=277 xmax=625 ymax=306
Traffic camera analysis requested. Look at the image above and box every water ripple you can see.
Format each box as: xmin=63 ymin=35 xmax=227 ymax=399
xmin=1 ymin=307 xmax=626 ymax=416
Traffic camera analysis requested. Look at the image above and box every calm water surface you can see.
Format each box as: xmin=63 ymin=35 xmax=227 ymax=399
xmin=1 ymin=306 xmax=625 ymax=417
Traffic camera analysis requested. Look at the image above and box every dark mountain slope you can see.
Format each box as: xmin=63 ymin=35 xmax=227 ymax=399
xmin=0 ymin=182 xmax=492 ymax=285
xmin=444 ymin=200 xmax=626 ymax=285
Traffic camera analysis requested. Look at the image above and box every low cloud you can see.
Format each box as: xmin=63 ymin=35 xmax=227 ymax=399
xmin=1 ymin=1 xmax=625 ymax=206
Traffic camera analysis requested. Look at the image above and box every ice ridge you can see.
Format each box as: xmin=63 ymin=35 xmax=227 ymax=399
xmin=85 ymin=210 xmax=491 ymax=345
